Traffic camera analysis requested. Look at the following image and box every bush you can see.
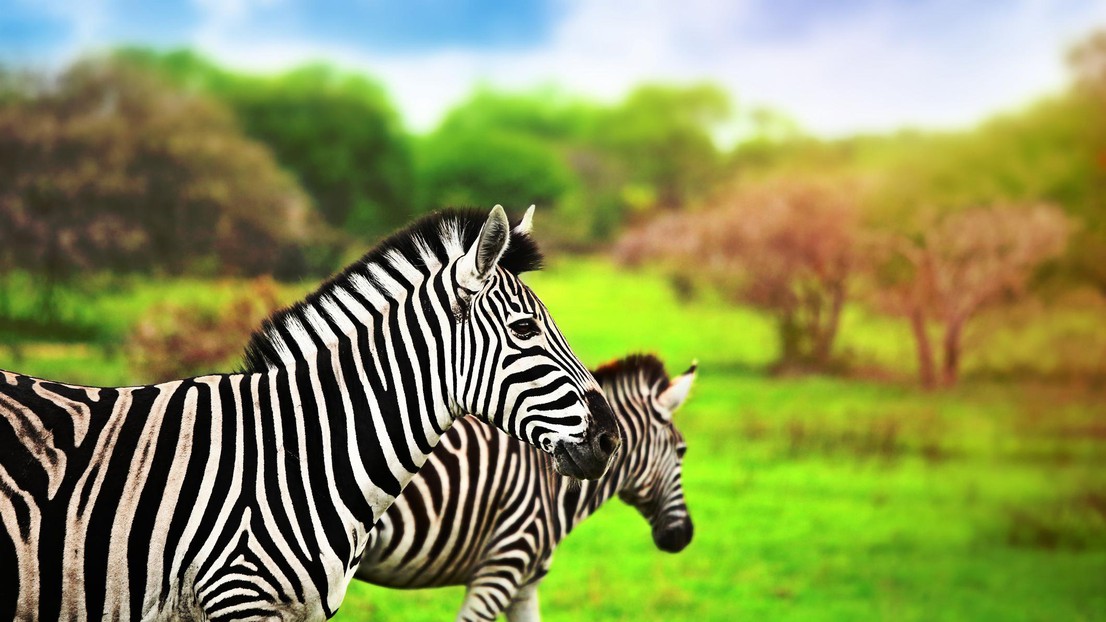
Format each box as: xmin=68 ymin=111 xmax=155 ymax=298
xmin=125 ymin=277 xmax=282 ymax=382
xmin=617 ymin=179 xmax=863 ymax=371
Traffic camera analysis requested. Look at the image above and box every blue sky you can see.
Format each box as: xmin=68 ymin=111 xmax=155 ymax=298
xmin=2 ymin=0 xmax=560 ymax=58
xmin=3 ymin=0 xmax=1104 ymax=137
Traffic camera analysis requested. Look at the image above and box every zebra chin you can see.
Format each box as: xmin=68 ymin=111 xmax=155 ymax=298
xmin=550 ymin=389 xmax=620 ymax=480
xmin=652 ymin=516 xmax=694 ymax=553
xmin=551 ymin=442 xmax=610 ymax=480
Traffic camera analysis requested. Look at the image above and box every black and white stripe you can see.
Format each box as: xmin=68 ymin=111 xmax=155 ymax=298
xmin=0 ymin=206 xmax=619 ymax=620
xmin=355 ymin=354 xmax=696 ymax=622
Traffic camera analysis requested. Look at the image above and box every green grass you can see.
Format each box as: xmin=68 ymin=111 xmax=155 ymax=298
xmin=1 ymin=259 xmax=1104 ymax=621
xmin=523 ymin=258 xmax=780 ymax=370
xmin=336 ymin=372 xmax=1106 ymax=621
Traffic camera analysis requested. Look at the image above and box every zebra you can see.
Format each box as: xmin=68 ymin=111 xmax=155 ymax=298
xmin=355 ymin=353 xmax=696 ymax=622
xmin=0 ymin=205 xmax=621 ymax=621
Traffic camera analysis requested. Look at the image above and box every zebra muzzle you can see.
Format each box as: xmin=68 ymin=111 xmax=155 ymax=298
xmin=551 ymin=390 xmax=620 ymax=480
xmin=653 ymin=517 xmax=694 ymax=553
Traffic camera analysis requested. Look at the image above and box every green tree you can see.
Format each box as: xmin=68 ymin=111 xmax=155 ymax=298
xmin=416 ymin=128 xmax=575 ymax=213
xmin=426 ymin=84 xmax=734 ymax=240
xmin=434 ymin=86 xmax=597 ymax=141
xmin=591 ymin=83 xmax=731 ymax=210
xmin=116 ymin=49 xmax=415 ymax=238
xmin=232 ymin=66 xmax=415 ymax=234
xmin=427 ymin=87 xmax=624 ymax=240
xmin=414 ymin=87 xmax=601 ymax=238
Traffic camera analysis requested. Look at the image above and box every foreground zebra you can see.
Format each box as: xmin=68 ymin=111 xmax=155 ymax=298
xmin=0 ymin=206 xmax=620 ymax=621
xmin=355 ymin=354 xmax=696 ymax=622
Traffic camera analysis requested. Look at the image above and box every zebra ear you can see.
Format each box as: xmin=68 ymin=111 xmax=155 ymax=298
xmin=658 ymin=361 xmax=697 ymax=417
xmin=458 ymin=205 xmax=511 ymax=291
xmin=514 ymin=205 xmax=536 ymax=236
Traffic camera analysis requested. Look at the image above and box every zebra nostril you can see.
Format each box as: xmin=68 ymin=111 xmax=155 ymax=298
xmin=584 ymin=390 xmax=619 ymax=458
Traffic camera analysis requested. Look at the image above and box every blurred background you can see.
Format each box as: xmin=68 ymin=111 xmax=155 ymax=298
xmin=2 ymin=1 xmax=1105 ymax=619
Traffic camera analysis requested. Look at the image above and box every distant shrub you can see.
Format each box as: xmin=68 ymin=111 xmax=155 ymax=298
xmin=871 ymin=203 xmax=1072 ymax=388
xmin=738 ymin=407 xmax=952 ymax=465
xmin=125 ymin=277 xmax=282 ymax=382
xmin=0 ymin=55 xmax=326 ymax=314
xmin=1001 ymin=492 xmax=1106 ymax=551
xmin=617 ymin=179 xmax=864 ymax=372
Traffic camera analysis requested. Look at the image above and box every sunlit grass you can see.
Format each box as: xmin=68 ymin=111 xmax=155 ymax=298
xmin=337 ymin=371 xmax=1106 ymax=621
xmin=524 ymin=258 xmax=777 ymax=370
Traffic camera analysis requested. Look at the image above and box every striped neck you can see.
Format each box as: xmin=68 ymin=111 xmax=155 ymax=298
xmin=229 ymin=208 xmax=549 ymax=609
xmin=264 ymin=257 xmax=460 ymax=507
xmin=554 ymin=418 xmax=637 ymax=533
xmin=250 ymin=265 xmax=460 ymax=615
xmin=553 ymin=357 xmax=671 ymax=533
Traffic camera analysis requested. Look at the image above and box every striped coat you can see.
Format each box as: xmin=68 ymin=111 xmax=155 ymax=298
xmin=0 ymin=206 xmax=618 ymax=620
xmin=356 ymin=354 xmax=696 ymax=621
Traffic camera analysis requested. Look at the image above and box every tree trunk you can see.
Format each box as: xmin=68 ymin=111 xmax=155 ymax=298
xmin=777 ymin=311 xmax=802 ymax=369
xmin=37 ymin=195 xmax=63 ymax=321
xmin=941 ymin=316 xmax=963 ymax=387
xmin=813 ymin=282 xmax=845 ymax=366
xmin=909 ymin=307 xmax=937 ymax=390
xmin=0 ymin=269 xmax=9 ymax=318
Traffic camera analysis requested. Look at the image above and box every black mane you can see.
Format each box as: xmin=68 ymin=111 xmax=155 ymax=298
xmin=240 ymin=208 xmax=543 ymax=373
xmin=593 ymin=353 xmax=671 ymax=392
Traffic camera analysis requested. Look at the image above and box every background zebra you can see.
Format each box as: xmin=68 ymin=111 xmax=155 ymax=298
xmin=355 ymin=353 xmax=696 ymax=622
xmin=0 ymin=206 xmax=619 ymax=620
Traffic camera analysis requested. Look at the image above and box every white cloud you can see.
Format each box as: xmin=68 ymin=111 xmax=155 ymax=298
xmin=190 ymin=0 xmax=284 ymax=43
xmin=185 ymin=0 xmax=1106 ymax=136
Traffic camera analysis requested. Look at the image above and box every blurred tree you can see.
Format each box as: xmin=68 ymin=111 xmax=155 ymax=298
xmin=872 ymin=204 xmax=1072 ymax=388
xmin=0 ymin=57 xmax=316 ymax=315
xmin=420 ymin=88 xmax=618 ymax=240
xmin=425 ymin=84 xmax=734 ymax=241
xmin=231 ymin=66 xmax=415 ymax=235
xmin=116 ymin=49 xmax=415 ymax=239
xmin=723 ymin=28 xmax=1106 ymax=300
xmin=617 ymin=179 xmax=862 ymax=371
xmin=126 ymin=277 xmax=283 ymax=382
xmin=411 ymin=87 xmax=591 ymax=219
xmin=434 ymin=86 xmax=597 ymax=141
xmin=1066 ymin=29 xmax=1106 ymax=297
xmin=726 ymin=107 xmax=808 ymax=173
xmin=1069 ymin=29 xmax=1106 ymax=97
xmin=560 ymin=145 xmax=630 ymax=241
xmin=416 ymin=128 xmax=575 ymax=213
xmin=591 ymin=83 xmax=731 ymax=211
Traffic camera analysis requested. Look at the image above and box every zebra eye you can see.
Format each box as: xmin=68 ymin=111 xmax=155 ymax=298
xmin=509 ymin=318 xmax=540 ymax=339
xmin=676 ymin=445 xmax=687 ymax=458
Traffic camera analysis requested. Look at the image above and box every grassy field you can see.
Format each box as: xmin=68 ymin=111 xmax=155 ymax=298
xmin=2 ymin=259 xmax=1104 ymax=621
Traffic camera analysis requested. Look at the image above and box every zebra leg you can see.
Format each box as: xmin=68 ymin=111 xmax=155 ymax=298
xmin=504 ymin=582 xmax=542 ymax=622
xmin=456 ymin=581 xmax=516 ymax=622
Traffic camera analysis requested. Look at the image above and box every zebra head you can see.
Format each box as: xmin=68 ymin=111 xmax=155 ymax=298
xmin=609 ymin=356 xmax=696 ymax=553
xmin=452 ymin=205 xmax=619 ymax=480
